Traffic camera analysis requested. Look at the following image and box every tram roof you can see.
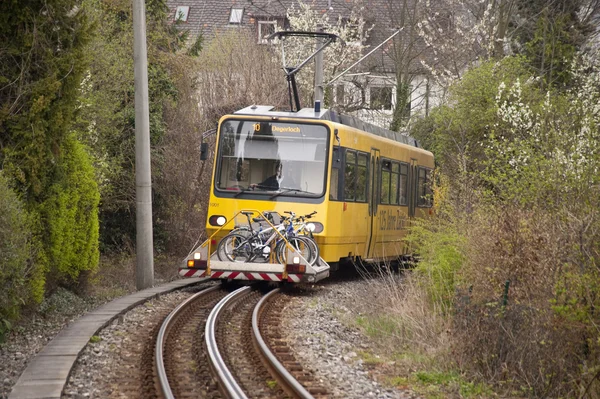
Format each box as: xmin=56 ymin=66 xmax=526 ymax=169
xmin=234 ymin=105 xmax=420 ymax=148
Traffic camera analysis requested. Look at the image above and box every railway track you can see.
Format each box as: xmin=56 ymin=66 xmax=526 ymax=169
xmin=151 ymin=285 xmax=227 ymax=398
xmin=253 ymin=289 xmax=328 ymax=398
xmin=153 ymin=283 xmax=328 ymax=399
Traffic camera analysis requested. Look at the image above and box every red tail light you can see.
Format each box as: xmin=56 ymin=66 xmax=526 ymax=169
xmin=188 ymin=259 xmax=207 ymax=269
xmin=286 ymin=264 xmax=306 ymax=273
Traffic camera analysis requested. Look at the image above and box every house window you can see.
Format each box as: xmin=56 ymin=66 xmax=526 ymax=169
xmin=229 ymin=8 xmax=243 ymax=24
xmin=175 ymin=6 xmax=190 ymax=22
xmin=370 ymin=86 xmax=393 ymax=110
xmin=258 ymin=20 xmax=277 ymax=44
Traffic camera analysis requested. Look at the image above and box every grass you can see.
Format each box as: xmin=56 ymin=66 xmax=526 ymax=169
xmin=89 ymin=335 xmax=101 ymax=343
xmin=89 ymin=252 xmax=181 ymax=300
xmin=351 ymin=269 xmax=498 ymax=399
xmin=266 ymin=379 xmax=278 ymax=389
xmin=355 ymin=315 xmax=398 ymax=338
xmin=410 ymin=371 xmax=494 ymax=398
xmin=355 ymin=327 xmax=494 ymax=398
xmin=357 ymin=350 xmax=384 ymax=365
xmin=4 ymin=252 xmax=182 ymax=350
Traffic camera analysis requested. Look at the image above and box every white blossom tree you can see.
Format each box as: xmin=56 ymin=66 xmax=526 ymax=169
xmin=487 ymin=50 xmax=600 ymax=195
xmin=284 ymin=0 xmax=371 ymax=111
xmin=417 ymin=0 xmax=600 ymax=91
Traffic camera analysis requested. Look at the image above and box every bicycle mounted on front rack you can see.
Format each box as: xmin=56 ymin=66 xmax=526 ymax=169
xmin=216 ymin=210 xmax=320 ymax=265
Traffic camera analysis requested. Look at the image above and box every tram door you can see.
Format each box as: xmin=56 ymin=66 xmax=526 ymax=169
xmin=366 ymin=148 xmax=380 ymax=258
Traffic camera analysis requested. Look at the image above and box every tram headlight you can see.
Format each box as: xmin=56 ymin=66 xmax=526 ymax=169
xmin=209 ymin=215 xmax=227 ymax=226
xmin=307 ymin=222 xmax=323 ymax=234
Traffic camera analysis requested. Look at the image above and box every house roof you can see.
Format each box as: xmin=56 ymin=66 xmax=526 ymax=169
xmin=167 ymin=0 xmax=434 ymax=74
xmin=168 ymin=0 xmax=351 ymax=38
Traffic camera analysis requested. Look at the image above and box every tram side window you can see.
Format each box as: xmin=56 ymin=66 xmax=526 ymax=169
xmin=330 ymin=147 xmax=341 ymax=200
xmin=356 ymin=153 xmax=368 ymax=201
xmin=330 ymin=169 xmax=339 ymax=200
xmin=399 ymin=163 xmax=408 ymax=205
xmin=343 ymin=150 xmax=368 ymax=202
xmin=417 ymin=168 xmax=433 ymax=207
xmin=380 ymin=160 xmax=401 ymax=205
xmin=344 ymin=150 xmax=356 ymax=201
xmin=380 ymin=160 xmax=391 ymax=204
xmin=390 ymin=162 xmax=399 ymax=204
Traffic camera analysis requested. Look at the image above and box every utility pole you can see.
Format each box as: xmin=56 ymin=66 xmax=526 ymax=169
xmin=133 ymin=0 xmax=154 ymax=290
xmin=314 ymin=24 xmax=325 ymax=106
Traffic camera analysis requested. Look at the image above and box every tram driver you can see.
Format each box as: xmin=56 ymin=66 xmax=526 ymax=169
xmin=252 ymin=159 xmax=302 ymax=191
xmin=261 ymin=160 xmax=283 ymax=190
xmin=254 ymin=160 xmax=283 ymax=190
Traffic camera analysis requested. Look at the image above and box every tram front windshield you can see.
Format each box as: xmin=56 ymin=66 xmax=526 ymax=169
xmin=216 ymin=120 xmax=328 ymax=197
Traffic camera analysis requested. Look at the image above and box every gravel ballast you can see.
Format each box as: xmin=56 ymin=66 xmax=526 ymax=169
xmin=1 ymin=276 xmax=420 ymax=399
xmin=282 ymin=279 xmax=419 ymax=399
xmin=0 ymin=288 xmax=122 ymax=399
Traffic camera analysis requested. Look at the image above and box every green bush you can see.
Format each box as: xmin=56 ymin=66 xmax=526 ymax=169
xmin=406 ymin=50 xmax=600 ymax=397
xmin=0 ymin=0 xmax=95 ymax=304
xmin=404 ymin=174 xmax=467 ymax=311
xmin=41 ymin=136 xmax=100 ymax=288
xmin=0 ymin=173 xmax=31 ymax=341
xmin=412 ymin=56 xmax=539 ymax=178
xmin=409 ymin=220 xmax=466 ymax=311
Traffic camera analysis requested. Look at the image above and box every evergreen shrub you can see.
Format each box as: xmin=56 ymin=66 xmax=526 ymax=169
xmin=0 ymin=173 xmax=31 ymax=341
xmin=41 ymin=136 xmax=100 ymax=289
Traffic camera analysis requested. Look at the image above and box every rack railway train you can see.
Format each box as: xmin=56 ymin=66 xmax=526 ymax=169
xmin=180 ymin=31 xmax=434 ymax=283
xmin=179 ymin=104 xmax=434 ymax=283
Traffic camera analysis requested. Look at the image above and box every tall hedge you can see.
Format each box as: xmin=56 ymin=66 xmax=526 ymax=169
xmin=0 ymin=1 xmax=99 ymax=303
xmin=42 ymin=136 xmax=100 ymax=288
xmin=0 ymin=173 xmax=30 ymax=340
xmin=0 ymin=0 xmax=92 ymax=201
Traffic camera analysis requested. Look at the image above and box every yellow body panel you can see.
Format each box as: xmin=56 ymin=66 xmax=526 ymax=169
xmin=206 ymin=115 xmax=434 ymax=264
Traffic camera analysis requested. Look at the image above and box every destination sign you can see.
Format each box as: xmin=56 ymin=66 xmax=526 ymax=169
xmin=272 ymin=125 xmax=301 ymax=133
xmin=253 ymin=123 xmax=301 ymax=133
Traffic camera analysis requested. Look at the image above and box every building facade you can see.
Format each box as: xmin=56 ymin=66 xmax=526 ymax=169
xmin=167 ymin=0 xmax=443 ymax=129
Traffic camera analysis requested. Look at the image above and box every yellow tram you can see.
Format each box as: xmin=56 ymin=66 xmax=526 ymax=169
xmin=181 ymin=31 xmax=433 ymax=283
xmin=203 ymin=105 xmax=434 ymax=269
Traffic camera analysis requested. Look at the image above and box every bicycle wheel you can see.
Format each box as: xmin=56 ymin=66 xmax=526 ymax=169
xmin=301 ymin=235 xmax=320 ymax=265
xmin=252 ymin=240 xmax=273 ymax=263
xmin=275 ymin=236 xmax=315 ymax=265
xmin=217 ymin=233 xmax=253 ymax=262
xmin=229 ymin=226 xmax=251 ymax=238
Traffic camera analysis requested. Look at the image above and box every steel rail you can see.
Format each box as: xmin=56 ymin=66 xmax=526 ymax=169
xmin=252 ymin=288 xmax=315 ymax=399
xmin=205 ymin=286 xmax=252 ymax=399
xmin=155 ymin=284 xmax=222 ymax=399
